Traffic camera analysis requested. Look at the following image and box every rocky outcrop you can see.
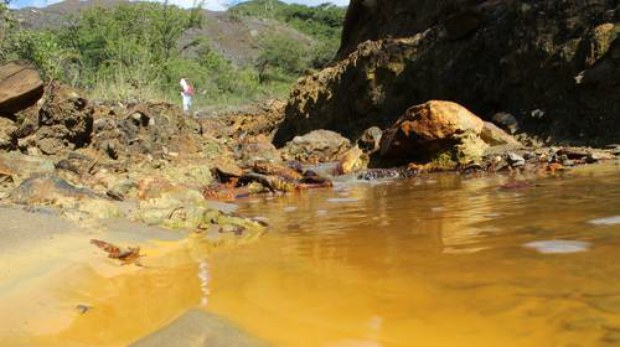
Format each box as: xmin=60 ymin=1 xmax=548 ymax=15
xmin=34 ymin=82 xmax=94 ymax=155
xmin=276 ymin=0 xmax=620 ymax=146
xmin=0 ymin=61 xmax=44 ymax=115
xmin=219 ymin=99 xmax=286 ymax=140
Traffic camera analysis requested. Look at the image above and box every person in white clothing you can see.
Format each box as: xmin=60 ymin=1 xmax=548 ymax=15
xmin=179 ymin=78 xmax=193 ymax=113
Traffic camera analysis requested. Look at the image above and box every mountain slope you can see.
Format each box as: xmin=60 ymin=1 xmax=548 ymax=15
xmin=12 ymin=0 xmax=317 ymax=65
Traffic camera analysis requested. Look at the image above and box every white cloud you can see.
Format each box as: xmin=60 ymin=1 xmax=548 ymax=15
xmin=11 ymin=0 xmax=349 ymax=10
xmin=162 ymin=0 xmax=229 ymax=10
xmin=198 ymin=0 xmax=350 ymax=11
xmin=281 ymin=0 xmax=349 ymax=6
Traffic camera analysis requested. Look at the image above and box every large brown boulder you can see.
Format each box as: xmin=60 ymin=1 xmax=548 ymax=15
xmin=378 ymin=101 xmax=486 ymax=165
xmin=275 ymin=0 xmax=620 ymax=146
xmin=0 ymin=61 xmax=44 ymax=115
xmin=376 ymin=100 xmax=521 ymax=167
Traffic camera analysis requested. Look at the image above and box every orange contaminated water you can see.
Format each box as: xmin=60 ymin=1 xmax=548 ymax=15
xmin=205 ymin=166 xmax=620 ymax=347
xmin=4 ymin=165 xmax=620 ymax=346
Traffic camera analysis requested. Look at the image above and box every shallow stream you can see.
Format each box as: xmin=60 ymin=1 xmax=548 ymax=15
xmin=5 ymin=164 xmax=620 ymax=346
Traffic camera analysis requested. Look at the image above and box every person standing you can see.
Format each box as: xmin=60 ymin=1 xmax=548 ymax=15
xmin=179 ymin=78 xmax=193 ymax=113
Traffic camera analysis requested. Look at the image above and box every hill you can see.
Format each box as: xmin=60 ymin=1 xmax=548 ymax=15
xmin=12 ymin=0 xmax=316 ymax=66
xmin=4 ymin=0 xmax=346 ymax=108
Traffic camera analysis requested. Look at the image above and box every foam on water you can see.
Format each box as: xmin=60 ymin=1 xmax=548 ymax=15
xmin=589 ymin=215 xmax=620 ymax=225
xmin=327 ymin=197 xmax=361 ymax=203
xmin=523 ymin=240 xmax=591 ymax=254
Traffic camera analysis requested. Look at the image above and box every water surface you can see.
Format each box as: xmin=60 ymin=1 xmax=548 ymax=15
xmin=204 ymin=165 xmax=620 ymax=346
xmin=4 ymin=165 xmax=620 ymax=346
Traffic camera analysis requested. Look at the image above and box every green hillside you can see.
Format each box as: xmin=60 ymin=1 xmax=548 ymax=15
xmin=230 ymin=0 xmax=345 ymax=67
xmin=1 ymin=0 xmax=346 ymax=109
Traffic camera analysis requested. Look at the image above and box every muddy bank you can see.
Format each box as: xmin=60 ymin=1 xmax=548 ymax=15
xmin=0 ymin=204 xmax=268 ymax=346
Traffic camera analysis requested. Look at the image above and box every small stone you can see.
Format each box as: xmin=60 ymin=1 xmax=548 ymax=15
xmin=531 ymin=109 xmax=545 ymax=118
xmin=562 ymin=159 xmax=576 ymax=167
xmin=523 ymin=152 xmax=535 ymax=160
xmin=586 ymin=153 xmax=600 ymax=163
xmin=507 ymin=152 xmax=525 ymax=167
xmin=76 ymin=304 xmax=92 ymax=314
xmin=491 ymin=112 xmax=519 ymax=134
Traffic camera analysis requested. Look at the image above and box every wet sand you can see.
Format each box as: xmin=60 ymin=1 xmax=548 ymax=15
xmin=0 ymin=205 xmax=264 ymax=346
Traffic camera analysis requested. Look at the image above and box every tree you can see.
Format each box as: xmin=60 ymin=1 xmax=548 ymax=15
xmin=0 ymin=0 xmax=12 ymax=61
xmin=150 ymin=0 xmax=203 ymax=65
xmin=256 ymin=34 xmax=310 ymax=82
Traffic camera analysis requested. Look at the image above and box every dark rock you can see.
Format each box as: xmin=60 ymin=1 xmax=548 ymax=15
xmin=9 ymin=174 xmax=98 ymax=205
xmin=523 ymin=152 xmax=535 ymax=160
xmin=357 ymin=126 xmax=383 ymax=154
xmin=357 ymin=168 xmax=415 ymax=181
xmin=507 ymin=153 xmax=525 ymax=167
xmin=492 ymin=112 xmax=519 ymax=135
xmin=587 ymin=153 xmax=601 ymax=163
xmin=34 ymin=82 xmax=94 ymax=155
xmin=443 ymin=10 xmax=481 ymax=40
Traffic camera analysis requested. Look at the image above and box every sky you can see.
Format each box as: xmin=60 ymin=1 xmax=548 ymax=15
xmin=10 ymin=0 xmax=350 ymax=11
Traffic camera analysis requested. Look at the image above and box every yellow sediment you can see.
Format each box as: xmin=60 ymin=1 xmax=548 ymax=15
xmin=0 ymin=238 xmax=203 ymax=346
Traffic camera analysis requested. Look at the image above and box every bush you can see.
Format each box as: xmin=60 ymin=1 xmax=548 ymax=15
xmin=256 ymin=34 xmax=310 ymax=82
xmin=6 ymin=30 xmax=79 ymax=80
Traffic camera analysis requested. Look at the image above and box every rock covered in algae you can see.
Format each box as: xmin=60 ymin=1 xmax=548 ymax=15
xmin=136 ymin=188 xmax=265 ymax=233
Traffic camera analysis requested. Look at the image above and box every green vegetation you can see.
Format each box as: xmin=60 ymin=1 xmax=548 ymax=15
xmin=0 ymin=0 xmax=12 ymax=60
xmin=230 ymin=0 xmax=345 ymax=68
xmin=1 ymin=0 xmax=346 ymax=109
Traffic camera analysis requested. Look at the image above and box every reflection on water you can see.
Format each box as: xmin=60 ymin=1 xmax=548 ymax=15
xmin=198 ymin=260 xmax=211 ymax=306
xmin=205 ymin=166 xmax=620 ymax=346
xmin=5 ymin=166 xmax=620 ymax=346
